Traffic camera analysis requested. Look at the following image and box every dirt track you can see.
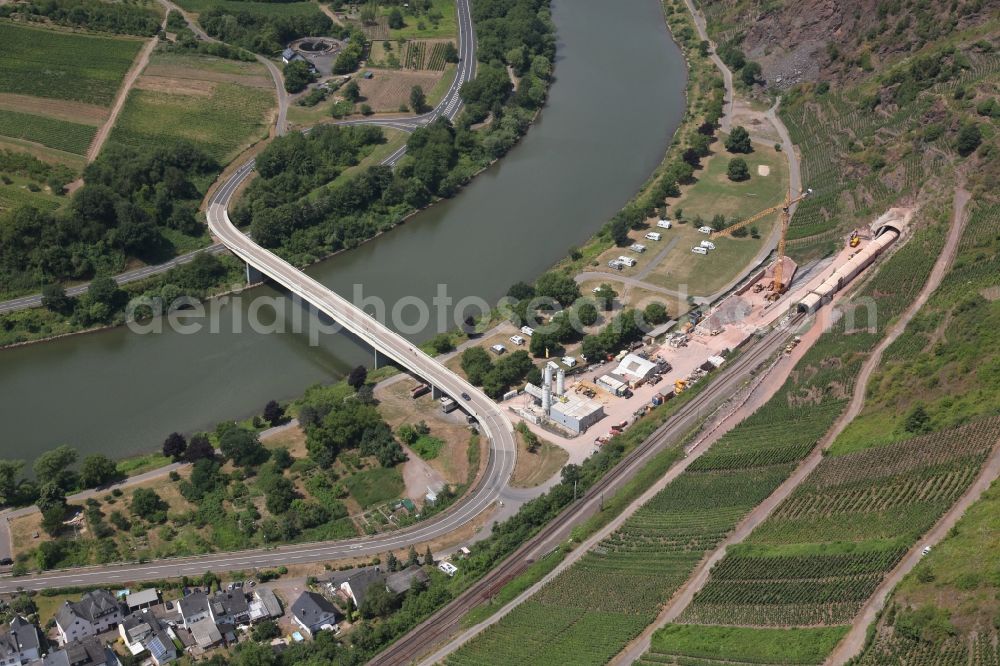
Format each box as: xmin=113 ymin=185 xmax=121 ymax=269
xmin=85 ymin=34 xmax=160 ymax=163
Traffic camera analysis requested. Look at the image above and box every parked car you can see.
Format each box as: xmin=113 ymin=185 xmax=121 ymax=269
xmin=644 ymin=232 xmax=662 ymax=241
xmin=510 ymin=335 xmax=525 ymax=346
xmin=698 ymin=226 xmax=713 ymax=234
xmin=490 ymin=344 xmax=507 ymax=355
xmin=520 ymin=326 xmax=534 ymax=337
xmin=692 ymin=246 xmax=708 ymax=255
xmin=657 ymin=219 xmax=672 ymax=229
xmin=700 ymin=240 xmax=716 ymax=250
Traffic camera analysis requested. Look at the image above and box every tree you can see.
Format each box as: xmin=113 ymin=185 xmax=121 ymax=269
xmin=386 ymin=551 xmax=399 ymax=572
xmin=535 ymin=272 xmax=581 ymax=307
xmin=904 ymin=405 xmax=931 ymax=434
xmin=727 ymin=158 xmax=750 ymax=181
xmin=594 ymin=283 xmax=617 ymax=311
xmin=387 ymin=7 xmax=404 ymax=29
xmin=0 ymin=460 xmax=24 ymax=505
xmin=261 ymin=473 xmax=296 ymax=514
xmin=576 ymin=302 xmax=599 ymax=327
xmin=163 ymin=432 xmax=187 ymax=460
xmin=644 ymin=302 xmax=669 ymax=325
xmin=443 ymin=41 xmax=459 ymax=63
xmin=359 ymin=583 xmax=397 ymax=618
xmin=33 ymin=445 xmax=78 ymax=491
xmin=410 ymin=85 xmax=426 ymax=113
xmin=184 ymin=433 xmax=215 ymax=462
xmin=80 ymin=454 xmax=119 ymax=489
xmin=428 ymin=333 xmax=454 ymax=354
xmin=423 ymin=545 xmax=434 ymax=565
xmin=131 ymin=487 xmax=168 ymax=523
xmin=347 ymin=365 xmax=368 ymax=390
xmin=741 ymin=61 xmax=762 ymax=86
xmin=956 ymin=123 xmax=982 ymax=156
xmin=251 ymin=620 xmax=281 ymax=642
xmin=218 ymin=423 xmax=269 ymax=467
xmin=407 ymin=544 xmax=419 ymax=567
xmin=507 ymin=281 xmax=535 ymax=301
xmin=725 ymin=126 xmax=752 ymax=153
xmin=38 ymin=482 xmax=67 ymax=536
xmin=460 ymin=347 xmax=493 ymax=385
xmin=283 ymin=60 xmax=315 ymax=94
xmin=343 ymin=80 xmax=361 ymax=103
xmin=263 ymin=400 xmax=285 ymax=426
xmin=41 ymin=283 xmax=72 ymax=314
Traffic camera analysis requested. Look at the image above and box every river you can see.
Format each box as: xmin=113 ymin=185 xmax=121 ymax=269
xmin=0 ymin=0 xmax=687 ymax=464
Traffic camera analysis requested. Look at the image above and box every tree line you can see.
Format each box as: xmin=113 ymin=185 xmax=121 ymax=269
xmin=0 ymin=0 xmax=161 ymax=35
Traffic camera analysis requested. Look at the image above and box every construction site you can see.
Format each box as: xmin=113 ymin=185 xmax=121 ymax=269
xmin=508 ymin=201 xmax=913 ymax=464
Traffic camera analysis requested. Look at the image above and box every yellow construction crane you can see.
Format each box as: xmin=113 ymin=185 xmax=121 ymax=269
xmin=711 ymin=188 xmax=811 ymax=296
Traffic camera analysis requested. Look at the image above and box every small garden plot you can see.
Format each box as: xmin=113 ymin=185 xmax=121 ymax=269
xmin=426 ymin=42 xmax=450 ymax=71
xmin=411 ymin=435 xmax=445 ymax=460
xmin=344 ymin=466 xmax=405 ymax=508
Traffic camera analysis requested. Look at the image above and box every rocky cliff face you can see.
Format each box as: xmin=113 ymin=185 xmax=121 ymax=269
xmin=704 ymin=0 xmax=998 ymax=87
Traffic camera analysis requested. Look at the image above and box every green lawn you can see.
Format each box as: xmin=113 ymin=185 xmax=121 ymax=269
xmin=649 ymin=624 xmax=850 ymax=665
xmin=343 ymin=466 xmax=404 ymax=508
xmin=0 ymin=109 xmax=97 ymax=156
xmin=411 ymin=435 xmax=444 ymax=460
xmin=0 ymin=23 xmax=143 ymax=106
xmin=387 ymin=0 xmax=457 ymax=39
xmin=642 ymin=138 xmax=789 ymax=296
xmin=110 ymin=58 xmax=273 ymax=163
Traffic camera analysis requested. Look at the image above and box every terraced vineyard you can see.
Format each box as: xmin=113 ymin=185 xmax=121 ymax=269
xmin=449 ymin=202 xmax=951 ymax=665
xmin=0 ymin=109 xmax=97 ymax=155
xmin=0 ymin=23 xmax=143 ymax=106
xmin=641 ymin=625 xmax=849 ymax=666
xmin=109 ymin=52 xmax=274 ymax=164
xmin=675 ymin=417 xmax=1000 ymax=629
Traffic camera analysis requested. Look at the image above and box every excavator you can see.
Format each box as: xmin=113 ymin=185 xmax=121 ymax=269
xmin=711 ymin=187 xmax=811 ymax=300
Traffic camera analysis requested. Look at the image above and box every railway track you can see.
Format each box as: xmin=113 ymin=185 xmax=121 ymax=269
xmin=370 ymin=314 xmax=803 ymax=665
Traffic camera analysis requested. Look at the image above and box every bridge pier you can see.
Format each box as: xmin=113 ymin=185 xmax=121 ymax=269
xmin=245 ymin=263 xmax=264 ymax=286
xmin=431 ymin=385 xmax=442 ymax=400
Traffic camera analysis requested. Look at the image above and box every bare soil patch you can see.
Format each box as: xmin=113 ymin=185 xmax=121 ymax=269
xmin=143 ymin=62 xmax=273 ymax=89
xmin=358 ymin=69 xmax=443 ymax=112
xmin=135 ymin=75 xmax=215 ymax=96
xmin=510 ymin=430 xmax=568 ymax=488
xmin=374 ymin=376 xmax=476 ymax=486
xmin=0 ymin=93 xmax=105 ymax=125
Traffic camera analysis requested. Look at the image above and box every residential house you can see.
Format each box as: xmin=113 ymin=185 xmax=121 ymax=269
xmin=386 ymin=566 xmax=429 ymax=596
xmin=290 ymin=592 xmax=339 ymax=638
xmin=177 ymin=592 xmax=211 ymax=629
xmin=0 ymin=616 xmax=41 ymax=666
xmin=41 ymin=638 xmax=120 ymax=666
xmin=119 ymin=610 xmax=176 ymax=666
xmin=248 ymin=588 xmax=282 ymax=624
xmin=188 ymin=621 xmax=222 ymax=651
xmin=328 ymin=567 xmax=384 ymax=609
xmin=210 ymin=591 xmax=250 ymax=626
xmin=55 ymin=591 xmax=123 ymax=645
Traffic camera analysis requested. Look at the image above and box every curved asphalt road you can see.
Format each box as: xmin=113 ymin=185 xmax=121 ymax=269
xmin=0 ymin=0 xmax=516 ymax=594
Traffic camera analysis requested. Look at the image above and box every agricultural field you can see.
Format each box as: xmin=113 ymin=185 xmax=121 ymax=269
xmin=109 ymin=49 xmax=274 ymax=163
xmin=0 ymin=109 xmax=97 ymax=155
xmin=389 ymin=0 xmax=456 ymax=40
xmin=677 ymin=417 xmax=1000 ymax=631
xmin=855 ymin=480 xmax=1000 ymax=665
xmin=0 ymin=23 xmax=143 ymax=106
xmin=171 ymin=0 xmax=319 ymax=17
xmin=356 ymin=68 xmax=445 ymax=113
xmin=643 ymin=625 xmax=849 ymax=666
